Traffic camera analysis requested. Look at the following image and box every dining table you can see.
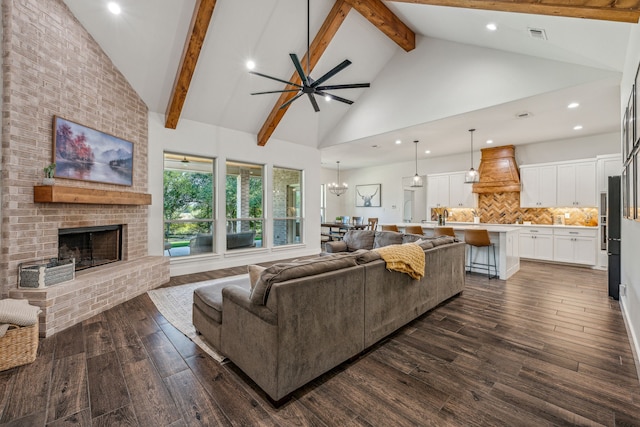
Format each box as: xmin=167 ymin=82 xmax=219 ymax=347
xmin=321 ymin=222 xmax=368 ymax=241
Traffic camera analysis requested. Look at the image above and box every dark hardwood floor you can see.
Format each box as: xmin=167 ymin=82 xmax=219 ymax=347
xmin=2 ymin=260 xmax=640 ymax=426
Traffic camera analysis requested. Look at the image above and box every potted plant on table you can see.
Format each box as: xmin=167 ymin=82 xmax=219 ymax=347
xmin=43 ymin=163 xmax=56 ymax=185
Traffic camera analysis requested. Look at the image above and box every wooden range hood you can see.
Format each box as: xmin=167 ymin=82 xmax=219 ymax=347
xmin=472 ymin=145 xmax=521 ymax=193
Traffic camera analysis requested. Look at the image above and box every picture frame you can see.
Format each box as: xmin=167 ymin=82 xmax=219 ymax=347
xmin=636 ymin=65 xmax=640 ymax=148
xmin=636 ymin=150 xmax=640 ymax=221
xmin=623 ymin=106 xmax=629 ymax=162
xmin=630 ymin=153 xmax=636 ymax=219
xmin=53 ymin=116 xmax=134 ymax=186
xmin=623 ymin=166 xmax=629 ymax=219
xmin=355 ymin=184 xmax=381 ymax=207
xmin=627 ymin=87 xmax=635 ymax=163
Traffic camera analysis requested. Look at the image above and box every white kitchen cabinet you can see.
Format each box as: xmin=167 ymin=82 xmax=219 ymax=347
xmin=520 ymin=165 xmax=557 ymax=207
xmin=427 ymin=174 xmax=450 ymax=209
xmin=552 ymin=228 xmax=597 ymax=265
xmin=449 ymin=172 xmax=477 ymax=208
xmin=597 ymin=154 xmax=621 ymax=193
xmin=518 ymin=227 xmax=554 ymax=261
xmin=556 ymin=161 xmax=596 ymax=207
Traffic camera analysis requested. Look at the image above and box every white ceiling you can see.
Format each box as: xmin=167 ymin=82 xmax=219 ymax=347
xmin=62 ymin=0 xmax=634 ymax=169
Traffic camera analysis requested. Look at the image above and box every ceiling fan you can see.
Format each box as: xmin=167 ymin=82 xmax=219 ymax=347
xmin=249 ymin=0 xmax=370 ymax=112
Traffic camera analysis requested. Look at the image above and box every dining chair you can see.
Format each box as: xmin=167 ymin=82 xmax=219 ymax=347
xmin=405 ymin=225 xmax=424 ymax=235
xmin=433 ymin=226 xmax=455 ymax=237
xmin=367 ymin=218 xmax=378 ymax=231
xmin=381 ymin=224 xmax=399 ymax=232
xmin=464 ymin=228 xmax=497 ymax=279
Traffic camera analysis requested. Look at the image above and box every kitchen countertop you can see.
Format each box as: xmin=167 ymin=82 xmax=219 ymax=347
xmin=416 ymin=221 xmax=598 ymax=229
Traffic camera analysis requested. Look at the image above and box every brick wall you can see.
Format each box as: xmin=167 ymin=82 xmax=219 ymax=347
xmin=1 ymin=0 xmax=169 ymax=336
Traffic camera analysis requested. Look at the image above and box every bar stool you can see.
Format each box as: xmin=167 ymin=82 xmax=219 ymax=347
xmin=405 ymin=225 xmax=424 ymax=235
xmin=434 ymin=227 xmax=455 ymax=237
xmin=381 ymin=224 xmax=399 ymax=232
xmin=464 ymin=229 xmax=497 ymax=279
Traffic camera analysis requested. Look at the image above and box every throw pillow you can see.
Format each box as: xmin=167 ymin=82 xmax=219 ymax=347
xmin=373 ymin=231 xmax=403 ymax=248
xmin=247 ymin=264 xmax=266 ymax=291
xmin=342 ymin=230 xmax=376 ymax=251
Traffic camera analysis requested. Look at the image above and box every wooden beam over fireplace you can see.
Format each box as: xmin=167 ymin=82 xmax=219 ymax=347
xmin=34 ymin=186 xmax=152 ymax=205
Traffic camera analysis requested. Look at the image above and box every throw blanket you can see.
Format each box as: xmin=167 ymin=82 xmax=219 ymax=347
xmin=373 ymin=243 xmax=425 ymax=280
xmin=0 ymin=299 xmax=41 ymax=337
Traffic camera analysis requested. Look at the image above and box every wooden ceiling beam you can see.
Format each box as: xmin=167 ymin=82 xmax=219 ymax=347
xmin=390 ymin=0 xmax=640 ymax=23
xmin=257 ymin=0 xmax=353 ymax=146
xmin=345 ymin=0 xmax=415 ymax=51
xmin=165 ymin=0 xmax=217 ymax=129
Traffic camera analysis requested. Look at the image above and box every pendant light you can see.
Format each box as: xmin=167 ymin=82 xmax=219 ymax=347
xmin=410 ymin=140 xmax=423 ymax=187
xmin=464 ymin=128 xmax=480 ymax=183
xmin=328 ymin=161 xmax=348 ymax=196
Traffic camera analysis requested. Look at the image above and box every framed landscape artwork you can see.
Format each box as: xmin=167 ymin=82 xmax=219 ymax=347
xmin=53 ymin=116 xmax=133 ymax=186
xmin=355 ymin=184 xmax=381 ymax=207
xmin=626 ymin=88 xmax=635 ymax=163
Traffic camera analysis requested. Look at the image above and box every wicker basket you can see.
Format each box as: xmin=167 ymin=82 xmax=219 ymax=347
xmin=0 ymin=323 xmax=39 ymax=371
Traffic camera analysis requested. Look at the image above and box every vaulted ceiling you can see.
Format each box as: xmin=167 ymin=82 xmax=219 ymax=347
xmin=63 ymin=0 xmax=638 ymax=168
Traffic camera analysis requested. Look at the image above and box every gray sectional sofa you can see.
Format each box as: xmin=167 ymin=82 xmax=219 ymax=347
xmin=192 ymin=230 xmax=465 ymax=402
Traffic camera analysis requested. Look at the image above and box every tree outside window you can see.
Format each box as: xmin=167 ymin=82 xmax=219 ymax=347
xmin=226 ymin=161 xmax=263 ymax=249
xmin=273 ymin=167 xmax=303 ymax=246
xmin=163 ymin=153 xmax=215 ymax=257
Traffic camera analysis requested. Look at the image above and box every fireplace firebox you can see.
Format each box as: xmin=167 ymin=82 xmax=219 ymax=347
xmin=58 ymin=225 xmax=122 ymax=271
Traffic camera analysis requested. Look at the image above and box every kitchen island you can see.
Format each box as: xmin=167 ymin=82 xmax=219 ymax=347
xmin=389 ymin=222 xmax=520 ymax=280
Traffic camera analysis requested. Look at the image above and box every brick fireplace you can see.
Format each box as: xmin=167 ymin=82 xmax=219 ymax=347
xmin=1 ymin=0 xmax=169 ymax=337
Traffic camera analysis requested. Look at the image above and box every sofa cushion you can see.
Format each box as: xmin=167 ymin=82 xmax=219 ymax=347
xmin=247 ymin=265 xmax=266 ymax=290
xmin=402 ymin=233 xmax=423 ymax=244
xmin=342 ymin=230 xmax=376 ymax=251
xmin=414 ymin=239 xmax=435 ymax=250
xmin=373 ymin=231 xmax=404 ymax=248
xmin=194 ymin=275 xmax=252 ymax=323
xmin=429 ymin=235 xmax=456 ymax=246
xmin=250 ymin=253 xmax=358 ymax=305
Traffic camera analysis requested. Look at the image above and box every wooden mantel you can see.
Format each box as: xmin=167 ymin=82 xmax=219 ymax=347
xmin=34 ymin=185 xmax=152 ymax=205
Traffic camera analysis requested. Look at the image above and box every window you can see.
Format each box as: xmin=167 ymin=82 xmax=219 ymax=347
xmin=163 ymin=153 xmax=215 ymax=257
xmin=273 ymin=167 xmax=303 ymax=246
xmin=226 ymin=161 xmax=263 ymax=249
xmin=320 ymin=183 xmax=326 ymax=223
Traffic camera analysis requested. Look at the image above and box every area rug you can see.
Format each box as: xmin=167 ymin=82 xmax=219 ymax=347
xmin=147 ymin=274 xmax=248 ymax=363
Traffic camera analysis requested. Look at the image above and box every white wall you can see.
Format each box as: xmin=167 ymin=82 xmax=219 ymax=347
xmin=620 ymin=23 xmax=640 ymax=368
xmin=322 ymin=132 xmax=620 ymax=224
xmin=148 ymin=113 xmax=322 ymax=276
xmin=323 ymin=36 xmax=620 ymax=147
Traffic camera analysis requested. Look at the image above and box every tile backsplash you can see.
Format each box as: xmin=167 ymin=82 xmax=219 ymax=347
xmin=431 ymin=192 xmax=598 ymax=226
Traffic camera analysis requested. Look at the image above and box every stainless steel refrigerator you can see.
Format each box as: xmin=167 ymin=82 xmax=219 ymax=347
xmin=607 ymin=176 xmax=621 ymax=300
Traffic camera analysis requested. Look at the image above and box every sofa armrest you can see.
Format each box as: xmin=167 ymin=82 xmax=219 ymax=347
xmin=324 ymin=240 xmax=347 ymax=253
xmin=222 ymin=286 xmax=277 ymax=325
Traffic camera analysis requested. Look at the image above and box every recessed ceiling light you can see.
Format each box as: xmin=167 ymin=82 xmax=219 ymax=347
xmin=573 ymin=125 xmax=583 ymax=130
xmin=486 ymin=23 xmax=497 ymax=31
xmin=107 ymin=2 xmax=121 ymax=15
xmin=567 ymin=102 xmax=579 ymax=109
xmin=395 ymin=139 xmax=402 ymax=144
xmin=371 ymin=144 xmax=379 ymax=148
xmin=516 ymin=111 xmax=532 ymax=119
xmin=325 ymin=95 xmax=331 ymax=102
xmin=246 ymin=60 xmax=255 ymax=70
xmin=486 ymin=139 xmax=493 ymax=144
xmin=424 ymin=150 xmax=431 ymax=154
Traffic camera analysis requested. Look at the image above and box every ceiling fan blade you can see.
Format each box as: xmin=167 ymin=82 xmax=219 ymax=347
xmin=249 ymin=71 xmax=302 ymax=88
xmin=316 ymin=83 xmax=370 ymax=91
xmin=251 ymin=89 xmax=300 ymax=95
xmin=311 ymin=60 xmax=352 ymax=88
xmin=290 ymin=54 xmax=309 ymax=86
xmin=316 ymin=90 xmax=353 ymax=105
xmin=279 ymin=92 xmax=304 ymax=110
xmin=307 ymin=93 xmax=320 ymax=112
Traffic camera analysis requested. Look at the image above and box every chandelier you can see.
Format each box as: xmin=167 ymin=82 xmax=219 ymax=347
xmin=410 ymin=140 xmax=423 ymax=187
xmin=328 ymin=161 xmax=348 ymax=196
xmin=464 ymin=128 xmax=480 ymax=183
